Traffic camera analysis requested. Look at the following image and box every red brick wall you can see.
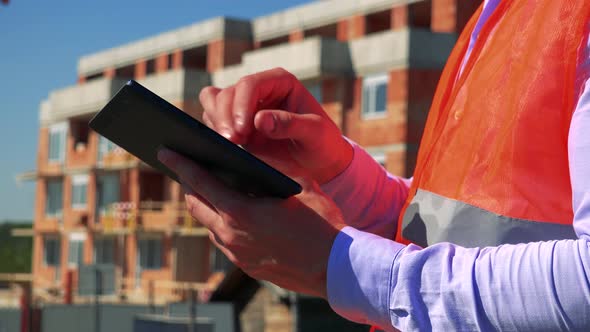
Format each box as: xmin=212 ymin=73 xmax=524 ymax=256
xmin=289 ymin=29 xmax=304 ymax=42
xmin=155 ymin=53 xmax=170 ymax=73
xmin=135 ymin=59 xmax=147 ymax=79
xmin=337 ymin=14 xmax=366 ymax=41
xmin=391 ymin=5 xmax=409 ymax=29
xmin=432 ymin=0 xmax=482 ymax=33
xmin=207 ymin=39 xmax=252 ymax=72
xmin=171 ymin=49 xmax=183 ymax=70
xmin=344 ymin=70 xmax=408 ymax=147
xmin=104 ymin=67 xmax=116 ymax=79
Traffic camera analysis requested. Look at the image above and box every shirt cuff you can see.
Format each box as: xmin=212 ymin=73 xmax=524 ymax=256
xmin=321 ymin=138 xmax=362 ymax=197
xmin=327 ymin=226 xmax=405 ymax=329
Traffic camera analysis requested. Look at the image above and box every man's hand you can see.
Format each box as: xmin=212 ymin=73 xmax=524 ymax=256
xmin=158 ymin=148 xmax=346 ymax=298
xmin=199 ymin=67 xmax=353 ymax=184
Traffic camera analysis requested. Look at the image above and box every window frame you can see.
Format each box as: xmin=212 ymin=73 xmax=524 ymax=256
xmin=71 ymin=174 xmax=89 ymax=210
xmin=68 ymin=232 xmax=86 ymax=268
xmin=361 ymin=73 xmax=389 ymax=120
xmin=97 ymin=135 xmax=118 ymax=161
xmin=48 ymin=122 xmax=68 ymax=163
xmin=97 ymin=173 xmax=120 ymax=215
xmin=45 ymin=178 xmax=64 ymax=217
xmin=94 ymin=236 xmax=115 ymax=265
xmin=138 ymin=236 xmax=162 ymax=270
xmin=43 ymin=236 xmax=61 ymax=267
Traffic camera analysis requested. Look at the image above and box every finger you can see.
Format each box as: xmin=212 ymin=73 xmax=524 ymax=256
xmin=202 ymin=111 xmax=214 ymax=128
xmin=253 ymin=110 xmax=326 ymax=143
xmin=214 ymin=86 xmax=243 ymax=142
xmin=157 ymin=148 xmax=244 ymax=210
xmin=232 ymin=67 xmax=298 ymax=138
xmin=181 ymin=184 xmax=219 ymax=228
xmin=208 ymin=231 xmax=238 ymax=265
xmin=199 ymin=86 xmax=221 ymax=129
xmin=206 ymin=87 xmax=236 ymax=143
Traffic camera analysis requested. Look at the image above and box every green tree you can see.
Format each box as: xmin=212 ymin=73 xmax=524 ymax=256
xmin=0 ymin=221 xmax=32 ymax=273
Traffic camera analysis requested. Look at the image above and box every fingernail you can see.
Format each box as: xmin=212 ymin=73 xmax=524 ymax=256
xmin=157 ymin=147 xmax=173 ymax=164
xmin=218 ymin=128 xmax=232 ymax=140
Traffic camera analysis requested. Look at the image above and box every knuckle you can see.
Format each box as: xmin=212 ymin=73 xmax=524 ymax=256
xmin=237 ymin=74 xmax=257 ymax=87
xmin=215 ymin=86 xmax=235 ymax=103
xmin=208 ymin=231 xmax=217 ymax=243
xmin=236 ymin=76 xmax=259 ymax=97
xmin=199 ymin=86 xmax=216 ymax=101
xmin=276 ymin=67 xmax=296 ymax=81
xmin=218 ymin=231 xmax=237 ymax=248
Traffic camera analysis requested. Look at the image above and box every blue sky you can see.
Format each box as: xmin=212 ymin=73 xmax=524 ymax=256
xmin=0 ymin=0 xmax=312 ymax=221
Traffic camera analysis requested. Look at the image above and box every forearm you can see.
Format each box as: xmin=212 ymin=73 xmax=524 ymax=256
xmin=328 ymin=227 xmax=590 ymax=331
xmin=321 ymin=139 xmax=411 ymax=239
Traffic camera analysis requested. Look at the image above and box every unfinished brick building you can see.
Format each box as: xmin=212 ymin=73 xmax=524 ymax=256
xmin=22 ymin=0 xmax=481 ymax=327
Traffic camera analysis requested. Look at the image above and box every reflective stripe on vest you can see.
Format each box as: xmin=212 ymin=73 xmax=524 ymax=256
xmin=395 ymin=1 xmax=590 ymax=246
xmin=401 ymin=190 xmax=577 ymax=248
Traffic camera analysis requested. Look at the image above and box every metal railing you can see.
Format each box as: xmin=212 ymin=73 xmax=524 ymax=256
xmin=99 ymin=200 xmax=201 ymax=233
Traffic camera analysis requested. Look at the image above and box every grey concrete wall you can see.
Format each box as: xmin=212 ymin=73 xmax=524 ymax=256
xmin=41 ymin=69 xmax=211 ymax=125
xmin=134 ymin=315 xmax=214 ymax=332
xmin=77 ymin=0 xmax=428 ymax=76
xmin=78 ymin=18 xmax=251 ymax=77
xmin=350 ymin=28 xmax=456 ymax=75
xmin=138 ymin=69 xmax=211 ymax=103
xmin=42 ymin=77 xmax=127 ymax=125
xmin=168 ymin=302 xmax=235 ymax=332
xmin=41 ymin=304 xmax=163 ymax=332
xmin=253 ymin=0 xmax=424 ymax=41
xmin=213 ymin=28 xmax=455 ymax=87
xmin=213 ymin=37 xmax=351 ymax=87
xmin=0 ymin=308 xmax=20 ymax=332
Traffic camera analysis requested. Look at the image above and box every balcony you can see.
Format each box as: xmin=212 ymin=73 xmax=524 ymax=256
xmin=254 ymin=0 xmax=402 ymax=42
xmin=137 ymin=69 xmax=211 ymax=104
xmin=77 ymin=17 xmax=251 ymax=78
xmin=212 ymin=36 xmax=351 ymax=87
xmin=349 ymin=28 xmax=456 ymax=75
xmin=41 ymin=77 xmax=127 ymax=125
xmin=97 ymin=201 xmax=206 ymax=235
xmin=97 ymin=147 xmax=139 ymax=170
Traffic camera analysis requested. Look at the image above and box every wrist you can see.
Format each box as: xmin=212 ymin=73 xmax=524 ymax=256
xmin=316 ymin=137 xmax=354 ymax=184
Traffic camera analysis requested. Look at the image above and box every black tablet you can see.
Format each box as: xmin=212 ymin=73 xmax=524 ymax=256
xmin=89 ymin=80 xmax=302 ymax=199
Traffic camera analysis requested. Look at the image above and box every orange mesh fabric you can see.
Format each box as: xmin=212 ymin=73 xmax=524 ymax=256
xmin=396 ymin=1 xmax=590 ymax=244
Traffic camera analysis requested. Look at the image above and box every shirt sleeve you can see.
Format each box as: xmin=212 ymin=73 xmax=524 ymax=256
xmin=321 ymin=139 xmax=411 ymax=239
xmin=326 ymin=23 xmax=590 ymax=332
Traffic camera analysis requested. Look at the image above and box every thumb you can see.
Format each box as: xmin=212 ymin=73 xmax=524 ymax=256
xmin=254 ymin=110 xmax=325 ymax=143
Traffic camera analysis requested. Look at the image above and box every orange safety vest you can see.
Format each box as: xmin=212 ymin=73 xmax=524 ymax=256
xmin=395 ymin=0 xmax=590 ymax=247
